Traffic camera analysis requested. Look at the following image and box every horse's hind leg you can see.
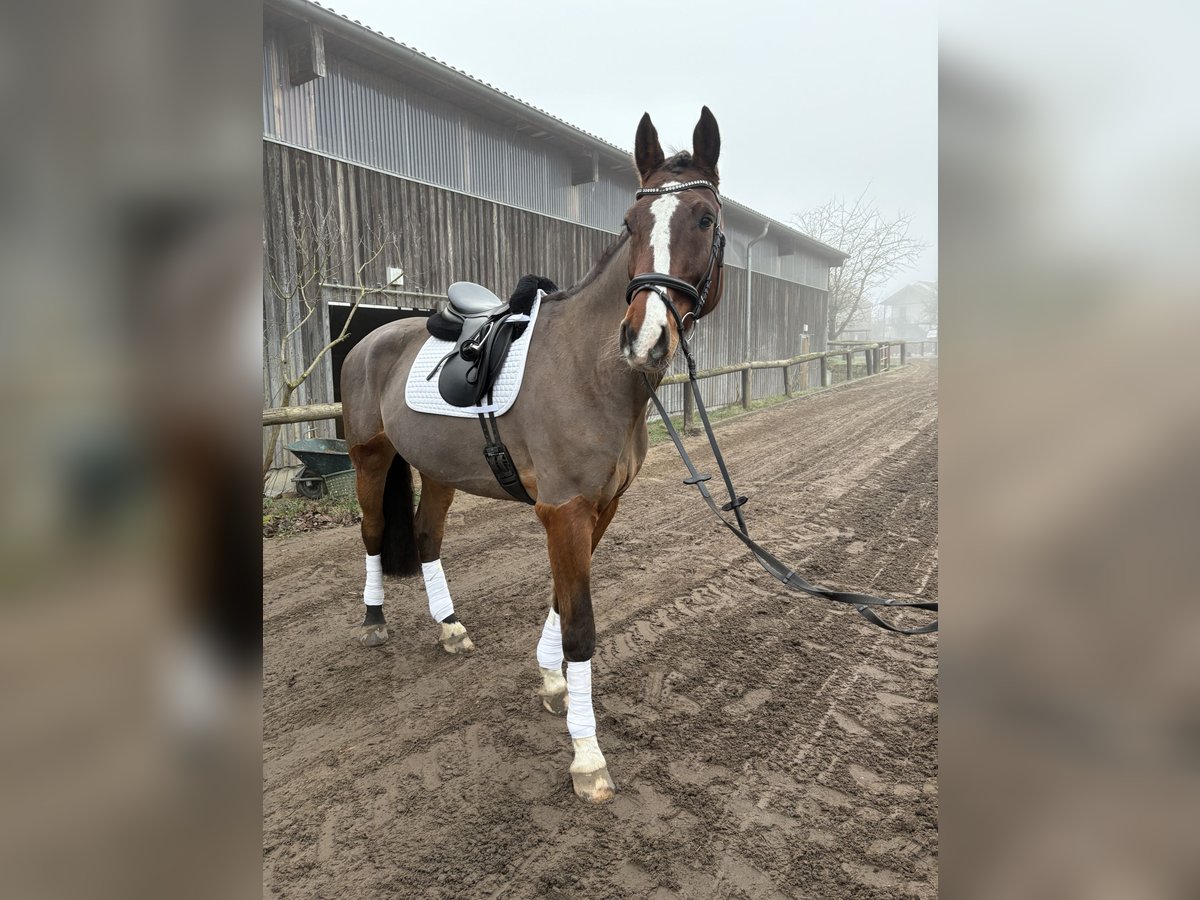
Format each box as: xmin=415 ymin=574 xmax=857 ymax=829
xmin=350 ymin=433 xmax=398 ymax=647
xmin=415 ymin=474 xmax=475 ymax=654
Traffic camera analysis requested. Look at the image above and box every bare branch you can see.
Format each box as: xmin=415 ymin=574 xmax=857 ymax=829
xmin=265 ymin=200 xmax=405 ymax=473
xmin=793 ymin=192 xmax=929 ymax=340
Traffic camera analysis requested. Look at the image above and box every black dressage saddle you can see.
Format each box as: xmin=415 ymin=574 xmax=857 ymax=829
xmin=426 ymin=274 xmax=557 ymax=408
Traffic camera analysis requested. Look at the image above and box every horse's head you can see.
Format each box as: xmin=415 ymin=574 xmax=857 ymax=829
xmin=620 ymin=107 xmax=726 ymax=374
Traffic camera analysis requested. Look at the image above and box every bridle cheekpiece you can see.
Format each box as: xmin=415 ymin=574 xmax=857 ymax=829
xmin=625 ymin=180 xmax=726 ymax=330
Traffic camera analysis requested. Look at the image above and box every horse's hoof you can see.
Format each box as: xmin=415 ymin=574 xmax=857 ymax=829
xmin=439 ymin=621 xmax=475 ymax=654
xmin=571 ymin=766 xmax=615 ymax=803
xmin=358 ymin=624 xmax=389 ymax=647
xmin=540 ymin=691 xmax=568 ymax=716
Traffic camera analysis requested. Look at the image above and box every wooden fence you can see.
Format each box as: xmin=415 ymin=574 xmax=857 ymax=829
xmin=261 ymin=340 xmax=936 ymax=429
xmin=665 ymin=340 xmax=927 ymax=432
xmin=830 ymin=338 xmax=938 ymax=359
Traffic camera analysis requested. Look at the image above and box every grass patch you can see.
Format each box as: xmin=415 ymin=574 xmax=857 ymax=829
xmin=647 ymin=389 xmax=820 ymax=445
xmin=263 ymin=494 xmax=362 ymax=538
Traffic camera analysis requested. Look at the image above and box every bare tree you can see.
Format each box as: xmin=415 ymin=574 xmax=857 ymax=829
xmin=793 ymin=190 xmax=929 ymax=341
xmin=263 ymin=204 xmax=402 ymax=474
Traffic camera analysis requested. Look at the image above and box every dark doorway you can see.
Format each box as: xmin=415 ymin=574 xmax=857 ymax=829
xmin=328 ymin=303 xmax=432 ymax=437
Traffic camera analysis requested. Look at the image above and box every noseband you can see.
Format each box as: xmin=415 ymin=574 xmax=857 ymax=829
xmin=624 ymin=179 xmax=726 ymax=329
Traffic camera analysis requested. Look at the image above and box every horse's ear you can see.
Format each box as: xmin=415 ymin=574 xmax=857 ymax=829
xmin=634 ymin=112 xmax=665 ymax=185
xmin=692 ymin=106 xmax=721 ymax=177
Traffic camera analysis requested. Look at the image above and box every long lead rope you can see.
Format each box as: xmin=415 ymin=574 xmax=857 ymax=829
xmin=645 ymin=316 xmax=938 ymax=636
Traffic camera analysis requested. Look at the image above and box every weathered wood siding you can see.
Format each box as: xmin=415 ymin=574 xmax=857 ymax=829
xmin=264 ymin=143 xmax=828 ymax=468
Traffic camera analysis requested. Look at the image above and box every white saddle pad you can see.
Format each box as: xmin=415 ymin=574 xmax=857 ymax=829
xmin=405 ymin=290 xmax=544 ymax=418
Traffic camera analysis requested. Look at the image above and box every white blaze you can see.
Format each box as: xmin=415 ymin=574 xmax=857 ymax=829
xmin=648 ymin=185 xmax=681 ymax=273
xmin=629 ymin=183 xmax=681 ymax=361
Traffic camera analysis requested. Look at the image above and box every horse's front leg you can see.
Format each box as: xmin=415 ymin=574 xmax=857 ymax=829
xmin=536 ymin=496 xmax=615 ymax=803
xmin=535 ymin=497 xmax=619 ymax=716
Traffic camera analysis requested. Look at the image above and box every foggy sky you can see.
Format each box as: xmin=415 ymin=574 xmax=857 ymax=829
xmin=323 ymin=0 xmax=937 ymax=300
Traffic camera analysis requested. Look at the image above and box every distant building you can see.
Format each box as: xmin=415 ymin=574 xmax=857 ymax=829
xmin=881 ymin=281 xmax=937 ymax=341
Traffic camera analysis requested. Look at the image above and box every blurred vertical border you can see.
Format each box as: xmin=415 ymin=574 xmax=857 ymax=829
xmin=0 ymin=0 xmax=263 ymax=897
xmin=3 ymin=0 xmax=1198 ymax=896
xmin=942 ymin=1 xmax=1200 ymax=896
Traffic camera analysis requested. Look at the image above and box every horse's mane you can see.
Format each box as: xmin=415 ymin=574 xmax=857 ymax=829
xmin=543 ymin=229 xmax=630 ymax=303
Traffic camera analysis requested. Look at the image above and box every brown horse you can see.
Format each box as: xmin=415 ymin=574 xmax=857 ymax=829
xmin=340 ymin=108 xmax=726 ymax=802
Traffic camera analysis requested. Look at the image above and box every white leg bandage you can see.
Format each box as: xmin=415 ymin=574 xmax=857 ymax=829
xmin=536 ymin=609 xmax=563 ymax=670
xmin=363 ymin=554 xmax=384 ymax=606
xmin=421 ymin=559 xmax=455 ymax=622
xmin=565 ymin=659 xmax=596 ymax=740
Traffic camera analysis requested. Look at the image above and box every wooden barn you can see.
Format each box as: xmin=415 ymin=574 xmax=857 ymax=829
xmin=263 ymin=0 xmax=847 ymax=478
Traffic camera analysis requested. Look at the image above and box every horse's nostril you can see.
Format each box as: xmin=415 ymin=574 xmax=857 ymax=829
xmin=649 ymin=326 xmax=670 ymax=360
xmin=619 ymin=320 xmax=631 ymax=351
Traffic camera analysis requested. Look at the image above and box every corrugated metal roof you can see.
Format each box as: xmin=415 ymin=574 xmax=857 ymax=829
xmin=270 ymin=1 xmax=630 ymax=155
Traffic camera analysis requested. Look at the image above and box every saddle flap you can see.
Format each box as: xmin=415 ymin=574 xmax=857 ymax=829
xmin=437 ymin=316 xmax=520 ymax=407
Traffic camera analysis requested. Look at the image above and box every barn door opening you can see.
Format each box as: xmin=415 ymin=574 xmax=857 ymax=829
xmin=327 ymin=302 xmax=432 ymax=438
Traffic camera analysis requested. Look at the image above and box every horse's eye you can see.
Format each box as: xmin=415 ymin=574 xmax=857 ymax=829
xmin=699 ymin=215 xmax=714 ymax=229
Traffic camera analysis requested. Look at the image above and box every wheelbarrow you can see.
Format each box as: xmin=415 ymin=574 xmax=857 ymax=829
xmin=285 ymin=438 xmax=356 ymax=500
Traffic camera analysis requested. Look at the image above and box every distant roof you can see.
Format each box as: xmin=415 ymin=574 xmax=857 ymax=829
xmin=265 ymin=0 xmax=848 ymax=265
xmin=883 ymin=281 xmax=937 ymax=306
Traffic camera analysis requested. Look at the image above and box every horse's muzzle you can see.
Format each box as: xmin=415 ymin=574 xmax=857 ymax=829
xmin=620 ymin=318 xmax=672 ymax=373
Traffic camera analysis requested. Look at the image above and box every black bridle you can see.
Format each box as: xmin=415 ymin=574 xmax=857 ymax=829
xmin=623 ymin=185 xmax=938 ymax=636
xmin=624 ymin=179 xmax=726 ymax=329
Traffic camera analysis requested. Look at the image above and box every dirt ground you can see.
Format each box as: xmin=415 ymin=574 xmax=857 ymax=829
xmin=263 ymin=360 xmax=939 ymax=899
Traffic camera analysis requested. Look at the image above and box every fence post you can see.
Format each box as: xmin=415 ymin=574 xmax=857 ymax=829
xmin=845 ymin=351 xmax=852 ymax=381
xmin=798 ymin=334 xmax=811 ymax=390
xmin=783 ymin=365 xmax=792 ymax=397
xmin=900 ymin=342 xmax=907 ymax=366
xmin=741 ymin=367 xmax=752 ymax=410
xmin=682 ymin=384 xmax=694 ymax=434
xmin=819 ymin=354 xmax=828 ymax=388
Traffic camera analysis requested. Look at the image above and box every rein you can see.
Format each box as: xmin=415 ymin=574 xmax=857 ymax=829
xmin=640 ymin=287 xmax=939 ymax=636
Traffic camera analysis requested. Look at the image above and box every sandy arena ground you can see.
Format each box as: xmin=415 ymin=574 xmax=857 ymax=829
xmin=264 ymin=360 xmax=939 ymax=899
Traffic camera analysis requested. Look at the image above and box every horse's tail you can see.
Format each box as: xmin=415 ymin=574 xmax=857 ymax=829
xmin=380 ymin=454 xmax=422 ymax=577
